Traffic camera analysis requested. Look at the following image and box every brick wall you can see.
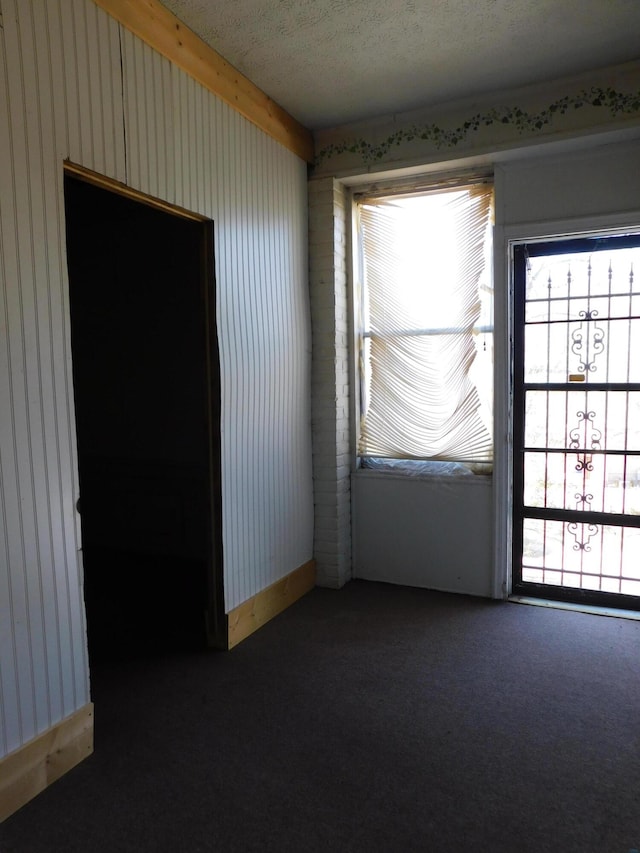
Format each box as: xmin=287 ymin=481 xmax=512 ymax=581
xmin=308 ymin=177 xmax=352 ymax=588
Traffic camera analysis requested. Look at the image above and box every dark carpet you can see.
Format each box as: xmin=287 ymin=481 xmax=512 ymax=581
xmin=1 ymin=580 xmax=640 ymax=853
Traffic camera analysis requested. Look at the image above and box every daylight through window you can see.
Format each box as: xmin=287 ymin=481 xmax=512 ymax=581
xmin=356 ymin=181 xmax=494 ymax=471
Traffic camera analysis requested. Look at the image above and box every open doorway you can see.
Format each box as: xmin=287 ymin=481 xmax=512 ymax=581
xmin=64 ymin=167 xmax=225 ymax=661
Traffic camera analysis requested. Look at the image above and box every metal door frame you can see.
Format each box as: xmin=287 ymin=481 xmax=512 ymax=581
xmin=511 ymin=232 xmax=640 ymax=609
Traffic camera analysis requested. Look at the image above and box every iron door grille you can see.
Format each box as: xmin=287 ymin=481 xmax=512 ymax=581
xmin=512 ymin=233 xmax=640 ymax=609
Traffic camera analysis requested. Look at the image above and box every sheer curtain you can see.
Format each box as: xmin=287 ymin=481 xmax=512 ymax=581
xmin=357 ymin=183 xmax=493 ymax=465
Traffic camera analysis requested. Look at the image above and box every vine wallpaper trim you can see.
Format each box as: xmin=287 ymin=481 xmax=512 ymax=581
xmin=315 ymin=87 xmax=640 ymax=167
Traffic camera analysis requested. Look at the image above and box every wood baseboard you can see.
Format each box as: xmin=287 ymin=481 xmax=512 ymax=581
xmin=227 ymin=560 xmax=316 ymax=649
xmin=0 ymin=704 xmax=94 ymax=823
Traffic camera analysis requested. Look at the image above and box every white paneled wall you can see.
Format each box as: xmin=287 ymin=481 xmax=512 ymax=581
xmin=0 ymin=0 xmax=313 ymax=759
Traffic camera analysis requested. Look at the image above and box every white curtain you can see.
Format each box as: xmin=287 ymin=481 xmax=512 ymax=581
xmin=357 ymin=184 xmax=493 ymax=464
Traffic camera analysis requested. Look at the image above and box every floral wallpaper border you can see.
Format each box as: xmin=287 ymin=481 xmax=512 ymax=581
xmin=314 ymin=87 xmax=640 ymax=167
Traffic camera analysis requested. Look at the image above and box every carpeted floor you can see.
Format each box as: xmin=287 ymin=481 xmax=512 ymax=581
xmin=1 ymin=580 xmax=639 ymax=853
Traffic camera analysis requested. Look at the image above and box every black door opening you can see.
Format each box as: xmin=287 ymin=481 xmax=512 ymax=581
xmin=64 ymin=171 xmax=224 ymax=660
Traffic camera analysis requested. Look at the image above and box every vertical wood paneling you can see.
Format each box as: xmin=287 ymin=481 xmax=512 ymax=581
xmin=1 ymin=0 xmax=53 ymax=744
xmin=30 ymin=1 xmax=70 ymax=728
xmin=1 ymin=0 xmax=313 ymax=762
xmin=41 ymin=3 xmax=89 ymax=718
xmin=121 ymin=29 xmax=173 ymax=196
xmin=0 ymin=0 xmax=126 ymax=757
xmin=154 ymin=67 xmax=313 ymax=610
xmin=56 ymin=0 xmax=125 ymax=179
xmin=20 ymin=1 xmax=63 ymax=730
xmin=203 ymin=108 xmax=313 ymax=610
xmin=69 ymin=0 xmax=94 ymax=168
xmin=0 ymin=17 xmax=25 ymax=757
xmin=74 ymin=0 xmax=123 ymax=177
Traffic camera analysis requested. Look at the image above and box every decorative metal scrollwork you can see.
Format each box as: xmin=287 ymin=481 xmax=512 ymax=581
xmin=574 ymin=492 xmax=593 ymax=511
xmin=567 ymin=521 xmax=599 ymax=552
xmin=569 ymin=410 xmax=602 ymax=472
xmin=571 ymin=309 xmax=605 ymax=374
xmin=566 ymin=447 xmax=599 ymax=553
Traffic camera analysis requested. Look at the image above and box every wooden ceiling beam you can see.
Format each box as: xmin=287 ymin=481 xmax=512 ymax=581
xmin=92 ymin=0 xmax=315 ymax=163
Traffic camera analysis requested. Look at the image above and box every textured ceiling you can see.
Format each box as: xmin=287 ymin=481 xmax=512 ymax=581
xmin=161 ymin=0 xmax=640 ymax=130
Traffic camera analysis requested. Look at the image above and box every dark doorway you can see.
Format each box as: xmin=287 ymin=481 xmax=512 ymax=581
xmin=64 ymin=171 xmax=225 ymax=661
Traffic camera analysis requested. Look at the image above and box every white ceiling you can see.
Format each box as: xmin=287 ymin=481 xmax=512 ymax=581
xmin=161 ymin=0 xmax=640 ymax=130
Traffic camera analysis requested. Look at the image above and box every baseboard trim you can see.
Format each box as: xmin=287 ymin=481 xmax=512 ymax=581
xmin=227 ymin=560 xmax=316 ymax=649
xmin=0 ymin=703 xmax=94 ymax=823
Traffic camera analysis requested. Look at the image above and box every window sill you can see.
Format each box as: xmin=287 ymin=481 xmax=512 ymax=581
xmin=352 ymin=467 xmax=492 ymax=485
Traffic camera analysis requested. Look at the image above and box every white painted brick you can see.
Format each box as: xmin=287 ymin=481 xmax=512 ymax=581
xmin=315 ymin=572 xmax=342 ymax=589
xmin=312 ymin=357 xmax=338 ymax=374
xmin=315 ymin=528 xmax=340 ymax=544
xmin=311 ymin=360 xmax=337 ymax=375
xmin=313 ymin=466 xmax=339 ymax=483
xmin=315 ymin=539 xmax=341 ymax=556
xmin=312 ymin=290 xmax=338 ymax=311
xmin=308 ymin=203 xmax=334 ymax=223
xmin=312 ymin=479 xmax=341 ymax=496
xmin=309 ymin=176 xmax=353 ymax=585
xmin=315 ymin=529 xmax=340 ymax=544
xmin=314 ymin=497 xmax=338 ymax=511
xmin=309 ymin=261 xmax=338 ymax=278
xmin=314 ymin=500 xmax=338 ymax=515
xmin=335 ymin=306 xmax=348 ymax=321
xmin=309 ymin=187 xmax=337 ymax=206
xmin=312 ymin=440 xmax=339 ymax=457
xmin=313 ymin=342 xmax=341 ymax=359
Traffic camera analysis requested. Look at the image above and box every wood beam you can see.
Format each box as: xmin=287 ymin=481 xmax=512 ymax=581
xmin=91 ymin=0 xmax=315 ymax=163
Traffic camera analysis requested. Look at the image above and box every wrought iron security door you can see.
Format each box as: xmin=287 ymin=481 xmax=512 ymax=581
xmin=513 ymin=234 xmax=640 ymax=608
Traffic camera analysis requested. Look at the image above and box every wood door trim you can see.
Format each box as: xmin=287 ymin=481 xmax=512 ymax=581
xmin=64 ymin=161 xmax=209 ymax=222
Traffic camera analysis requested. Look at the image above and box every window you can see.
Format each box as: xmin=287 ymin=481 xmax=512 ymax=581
xmin=354 ymin=180 xmax=494 ymax=472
